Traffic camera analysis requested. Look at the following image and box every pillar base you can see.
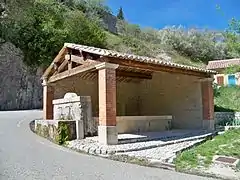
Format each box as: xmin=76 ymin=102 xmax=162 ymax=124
xmin=203 ymin=120 xmax=215 ymax=131
xmin=76 ymin=120 xmax=84 ymax=140
xmin=98 ymin=126 xmax=118 ymax=145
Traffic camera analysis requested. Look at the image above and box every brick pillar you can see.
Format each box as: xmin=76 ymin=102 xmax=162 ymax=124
xmin=42 ymin=79 xmax=54 ymax=120
xmin=201 ymin=78 xmax=215 ymax=130
xmin=96 ymin=62 xmax=119 ymax=145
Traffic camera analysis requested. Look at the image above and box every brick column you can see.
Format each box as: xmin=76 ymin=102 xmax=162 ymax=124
xmin=96 ymin=62 xmax=119 ymax=145
xmin=42 ymin=79 xmax=54 ymax=120
xmin=201 ymin=78 xmax=215 ymax=130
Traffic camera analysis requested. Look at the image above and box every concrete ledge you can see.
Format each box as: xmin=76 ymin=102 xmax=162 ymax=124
xmin=94 ymin=116 xmax=173 ymax=133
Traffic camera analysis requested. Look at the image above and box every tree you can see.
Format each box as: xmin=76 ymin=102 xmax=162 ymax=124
xmin=117 ymin=6 xmax=124 ymax=20
xmin=1 ymin=0 xmax=107 ymax=67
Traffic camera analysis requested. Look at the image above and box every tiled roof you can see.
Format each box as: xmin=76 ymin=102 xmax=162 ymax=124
xmin=65 ymin=43 xmax=216 ymax=74
xmin=207 ymin=58 xmax=240 ymax=70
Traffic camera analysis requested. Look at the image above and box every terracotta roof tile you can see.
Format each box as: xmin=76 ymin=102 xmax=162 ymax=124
xmin=207 ymin=58 xmax=240 ymax=70
xmin=65 ymin=43 xmax=216 ymax=74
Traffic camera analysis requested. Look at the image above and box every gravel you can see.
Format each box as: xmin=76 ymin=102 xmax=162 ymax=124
xmin=118 ymin=139 xmax=204 ymax=163
xmin=67 ymin=133 xmax=212 ymax=156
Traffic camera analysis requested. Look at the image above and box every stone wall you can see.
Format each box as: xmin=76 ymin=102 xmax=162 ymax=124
xmin=139 ymin=72 xmax=203 ymax=129
xmin=94 ymin=116 xmax=172 ymax=133
xmin=0 ymin=42 xmax=43 ymax=110
xmin=35 ymin=120 xmax=76 ymax=143
xmin=53 ymin=71 xmax=203 ymax=130
xmin=215 ymin=112 xmax=240 ymax=124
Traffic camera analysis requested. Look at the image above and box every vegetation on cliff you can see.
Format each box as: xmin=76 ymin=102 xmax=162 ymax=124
xmin=1 ymin=0 xmax=240 ymax=68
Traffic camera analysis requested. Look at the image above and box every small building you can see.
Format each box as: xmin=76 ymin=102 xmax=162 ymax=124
xmin=207 ymin=58 xmax=240 ymax=86
xmin=42 ymin=43 xmax=216 ymax=145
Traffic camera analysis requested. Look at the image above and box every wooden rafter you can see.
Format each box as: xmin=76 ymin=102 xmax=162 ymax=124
xmin=107 ymin=57 xmax=211 ymax=78
xmin=42 ymin=47 xmax=68 ymax=79
xmin=116 ymin=70 xmax=152 ymax=79
xmin=48 ymin=62 xmax=100 ymax=83
xmin=57 ymin=59 xmax=68 ymax=73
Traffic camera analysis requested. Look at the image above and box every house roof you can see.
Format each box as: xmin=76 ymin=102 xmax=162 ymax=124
xmin=42 ymin=43 xmax=216 ymax=80
xmin=207 ymin=58 xmax=240 ymax=70
xmin=65 ymin=43 xmax=216 ymax=74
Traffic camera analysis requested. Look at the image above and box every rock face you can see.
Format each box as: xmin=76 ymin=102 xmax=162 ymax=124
xmin=101 ymin=12 xmax=118 ymax=34
xmin=0 ymin=42 xmax=43 ymax=110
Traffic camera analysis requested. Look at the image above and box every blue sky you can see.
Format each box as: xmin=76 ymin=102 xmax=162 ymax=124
xmin=106 ymin=0 xmax=240 ymax=30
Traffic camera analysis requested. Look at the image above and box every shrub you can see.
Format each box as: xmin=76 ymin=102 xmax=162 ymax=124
xmin=1 ymin=0 xmax=107 ymax=67
xmin=55 ymin=122 xmax=70 ymax=145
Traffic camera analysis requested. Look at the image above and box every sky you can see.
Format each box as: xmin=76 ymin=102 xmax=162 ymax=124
xmin=106 ymin=0 xmax=240 ymax=30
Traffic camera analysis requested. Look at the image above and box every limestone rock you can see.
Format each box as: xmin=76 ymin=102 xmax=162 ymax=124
xmin=0 ymin=42 xmax=43 ymax=110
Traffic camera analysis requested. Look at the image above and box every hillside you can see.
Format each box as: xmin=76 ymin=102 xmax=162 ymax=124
xmin=2 ymin=0 xmax=239 ymax=68
xmin=0 ymin=0 xmax=240 ymax=110
xmin=105 ymin=31 xmax=206 ymax=68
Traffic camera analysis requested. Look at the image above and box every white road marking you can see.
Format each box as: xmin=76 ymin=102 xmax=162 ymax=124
xmin=17 ymin=119 xmax=25 ymax=127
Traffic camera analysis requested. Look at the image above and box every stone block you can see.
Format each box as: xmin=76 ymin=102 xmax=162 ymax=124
xmin=35 ymin=120 xmax=77 ymax=143
xmin=98 ymin=126 xmax=118 ymax=145
xmin=53 ymin=93 xmax=96 ymax=137
xmin=203 ymin=120 xmax=215 ymax=131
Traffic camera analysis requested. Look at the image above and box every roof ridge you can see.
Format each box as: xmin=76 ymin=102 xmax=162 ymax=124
xmin=209 ymin=58 xmax=240 ymax=63
xmin=64 ymin=43 xmax=216 ymax=74
xmin=64 ymin=43 xmax=168 ymax=61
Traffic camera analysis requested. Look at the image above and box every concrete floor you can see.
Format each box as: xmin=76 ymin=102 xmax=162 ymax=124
xmin=87 ymin=129 xmax=211 ymax=144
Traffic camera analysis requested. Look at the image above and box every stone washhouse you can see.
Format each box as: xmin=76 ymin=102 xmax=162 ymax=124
xmin=41 ymin=43 xmax=216 ymax=145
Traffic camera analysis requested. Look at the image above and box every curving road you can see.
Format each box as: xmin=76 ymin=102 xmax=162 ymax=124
xmin=0 ymin=110 xmax=216 ymax=180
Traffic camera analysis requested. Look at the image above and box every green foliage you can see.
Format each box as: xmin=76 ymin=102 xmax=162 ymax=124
xmin=226 ymin=119 xmax=240 ymax=126
xmin=68 ymin=0 xmax=111 ymax=18
xmin=121 ymin=36 xmax=155 ymax=57
xmin=225 ymin=18 xmax=240 ymax=57
xmin=64 ymin=10 xmax=106 ymax=48
xmin=214 ymin=86 xmax=240 ymax=112
xmin=224 ymin=64 xmax=240 ymax=74
xmin=158 ymin=26 xmax=228 ymax=63
xmin=56 ymin=122 xmax=69 ymax=145
xmin=1 ymin=0 xmax=107 ymax=67
xmin=3 ymin=0 xmax=240 ymax=68
xmin=117 ymin=20 xmax=141 ymax=38
xmin=117 ymin=6 xmax=124 ymax=20
xmin=213 ymin=82 xmax=220 ymax=97
xmin=175 ymin=129 xmax=240 ymax=170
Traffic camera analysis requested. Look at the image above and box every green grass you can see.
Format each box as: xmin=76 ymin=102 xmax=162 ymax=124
xmin=214 ymin=86 xmax=240 ymax=112
xmin=175 ymin=129 xmax=240 ymax=170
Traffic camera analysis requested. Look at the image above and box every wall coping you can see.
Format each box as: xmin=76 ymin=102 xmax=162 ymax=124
xmin=94 ymin=115 xmax=173 ymax=121
xmin=53 ymin=96 xmax=91 ymax=105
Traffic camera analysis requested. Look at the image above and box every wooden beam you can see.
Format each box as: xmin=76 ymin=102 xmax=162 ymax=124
xmin=42 ymin=47 xmax=68 ymax=79
xmin=48 ymin=63 xmax=99 ymax=83
xmin=68 ymin=61 xmax=72 ymax=70
xmin=57 ymin=59 xmax=68 ymax=73
xmin=107 ymin=57 xmax=211 ymax=78
xmin=116 ymin=70 xmax=152 ymax=79
xmin=68 ymin=55 xmax=84 ymax=64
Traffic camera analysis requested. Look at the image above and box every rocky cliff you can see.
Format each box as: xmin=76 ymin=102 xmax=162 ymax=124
xmin=0 ymin=42 xmax=43 ymax=110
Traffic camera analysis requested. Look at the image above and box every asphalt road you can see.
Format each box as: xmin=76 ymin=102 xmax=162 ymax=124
xmin=0 ymin=110 xmax=216 ymax=180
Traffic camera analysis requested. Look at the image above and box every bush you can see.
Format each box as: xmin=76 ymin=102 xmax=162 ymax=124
xmin=214 ymin=86 xmax=240 ymax=112
xmin=1 ymin=0 xmax=107 ymax=67
xmin=158 ymin=26 xmax=228 ymax=63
